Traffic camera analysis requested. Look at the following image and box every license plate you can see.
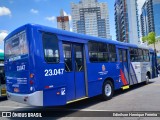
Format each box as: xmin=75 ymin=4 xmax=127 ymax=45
xmin=14 ymin=88 xmax=19 ymax=92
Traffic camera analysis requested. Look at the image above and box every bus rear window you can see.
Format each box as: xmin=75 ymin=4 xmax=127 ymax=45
xmin=5 ymin=31 xmax=28 ymax=61
xmin=42 ymin=32 xmax=59 ymax=63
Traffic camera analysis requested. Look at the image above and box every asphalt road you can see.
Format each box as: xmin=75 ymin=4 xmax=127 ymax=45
xmin=0 ymin=77 xmax=160 ymax=120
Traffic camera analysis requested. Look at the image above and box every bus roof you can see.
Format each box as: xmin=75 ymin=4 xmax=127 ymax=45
xmin=5 ymin=23 xmax=152 ymax=50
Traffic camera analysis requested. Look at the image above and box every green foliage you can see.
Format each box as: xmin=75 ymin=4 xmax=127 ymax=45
xmin=142 ymin=32 xmax=157 ymax=50
xmin=142 ymin=36 xmax=148 ymax=43
xmin=148 ymin=32 xmax=156 ymax=44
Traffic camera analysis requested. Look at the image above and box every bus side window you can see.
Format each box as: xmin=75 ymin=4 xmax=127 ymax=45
xmin=63 ymin=44 xmax=72 ymax=72
xmin=89 ymin=52 xmax=98 ymax=62
xmin=138 ymin=49 xmax=143 ymax=62
xmin=119 ymin=50 xmax=122 ymax=62
xmin=108 ymin=44 xmax=117 ymax=62
xmin=75 ymin=45 xmax=84 ymax=71
xmin=42 ymin=33 xmax=59 ymax=63
xmin=143 ymin=50 xmax=150 ymax=62
xmin=88 ymin=42 xmax=98 ymax=62
xmin=134 ymin=48 xmax=138 ymax=62
xmin=130 ymin=48 xmax=135 ymax=62
xmin=122 ymin=50 xmax=127 ymax=62
xmin=98 ymin=43 xmax=109 ymax=62
xmin=88 ymin=42 xmax=109 ymax=62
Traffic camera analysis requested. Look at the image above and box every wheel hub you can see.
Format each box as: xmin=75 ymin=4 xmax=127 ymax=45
xmin=105 ymin=84 xmax=111 ymax=96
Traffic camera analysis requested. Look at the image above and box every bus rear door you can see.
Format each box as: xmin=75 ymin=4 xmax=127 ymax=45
xmin=63 ymin=42 xmax=86 ymax=102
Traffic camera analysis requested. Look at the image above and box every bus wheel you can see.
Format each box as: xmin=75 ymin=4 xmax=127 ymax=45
xmin=102 ymin=81 xmax=114 ymax=100
xmin=145 ymin=75 xmax=149 ymax=85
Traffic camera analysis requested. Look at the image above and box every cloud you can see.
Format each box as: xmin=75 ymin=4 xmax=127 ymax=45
xmin=0 ymin=49 xmax=4 ymax=52
xmin=137 ymin=0 xmax=146 ymax=15
xmin=30 ymin=9 xmax=39 ymax=14
xmin=45 ymin=16 xmax=56 ymax=22
xmin=0 ymin=6 xmax=11 ymax=16
xmin=0 ymin=30 xmax=8 ymax=43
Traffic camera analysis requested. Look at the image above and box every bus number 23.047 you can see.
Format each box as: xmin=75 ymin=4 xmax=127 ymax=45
xmin=44 ymin=69 xmax=64 ymax=76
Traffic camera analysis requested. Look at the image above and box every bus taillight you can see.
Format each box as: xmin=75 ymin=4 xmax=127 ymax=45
xmin=30 ymin=73 xmax=34 ymax=78
xmin=29 ymin=80 xmax=34 ymax=85
xmin=45 ymin=86 xmax=49 ymax=89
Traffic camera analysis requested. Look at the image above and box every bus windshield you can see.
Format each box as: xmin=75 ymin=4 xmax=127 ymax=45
xmin=5 ymin=31 xmax=28 ymax=61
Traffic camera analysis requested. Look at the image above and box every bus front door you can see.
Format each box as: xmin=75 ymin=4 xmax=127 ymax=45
xmin=118 ymin=49 xmax=130 ymax=85
xmin=63 ymin=43 xmax=86 ymax=102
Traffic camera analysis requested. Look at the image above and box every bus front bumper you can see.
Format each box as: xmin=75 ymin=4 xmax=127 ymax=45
xmin=7 ymin=91 xmax=43 ymax=106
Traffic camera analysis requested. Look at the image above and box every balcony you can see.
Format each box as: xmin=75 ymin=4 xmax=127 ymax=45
xmin=121 ymin=19 xmax=124 ymax=24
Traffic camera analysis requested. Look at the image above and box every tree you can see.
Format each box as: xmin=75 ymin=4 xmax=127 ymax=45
xmin=142 ymin=36 xmax=149 ymax=43
xmin=143 ymin=32 xmax=158 ymax=76
xmin=142 ymin=32 xmax=157 ymax=50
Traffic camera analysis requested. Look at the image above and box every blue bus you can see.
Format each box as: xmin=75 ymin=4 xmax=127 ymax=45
xmin=4 ymin=24 xmax=158 ymax=106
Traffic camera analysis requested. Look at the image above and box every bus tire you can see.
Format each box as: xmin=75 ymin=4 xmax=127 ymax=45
xmin=102 ymin=80 xmax=114 ymax=100
xmin=145 ymin=74 xmax=149 ymax=85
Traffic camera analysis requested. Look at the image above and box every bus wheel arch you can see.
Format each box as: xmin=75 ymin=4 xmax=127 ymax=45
xmin=102 ymin=78 xmax=114 ymax=100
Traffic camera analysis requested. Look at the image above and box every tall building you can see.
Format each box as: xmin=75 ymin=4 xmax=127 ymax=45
xmin=57 ymin=9 xmax=70 ymax=31
xmin=140 ymin=0 xmax=160 ymax=37
xmin=114 ymin=0 xmax=140 ymax=44
xmin=71 ymin=0 xmax=111 ymax=39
